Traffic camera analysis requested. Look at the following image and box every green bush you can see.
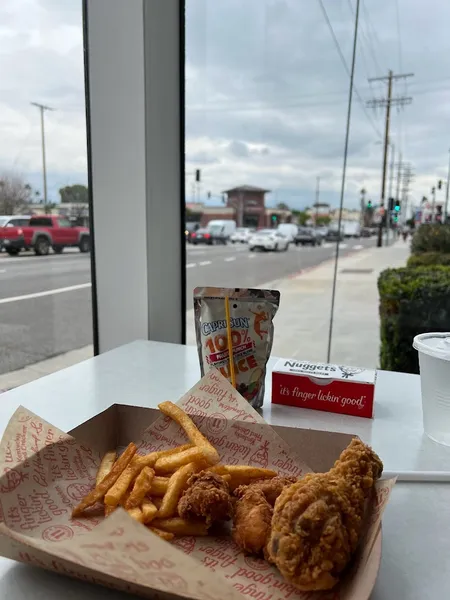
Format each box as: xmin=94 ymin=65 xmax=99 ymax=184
xmin=378 ymin=266 xmax=450 ymax=373
xmin=407 ymin=252 xmax=450 ymax=268
xmin=411 ymin=224 xmax=450 ymax=255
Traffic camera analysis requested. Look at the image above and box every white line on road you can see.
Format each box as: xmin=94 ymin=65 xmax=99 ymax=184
xmin=353 ymin=244 xmax=363 ymax=250
xmin=224 ymin=257 xmax=236 ymax=262
xmin=0 ymin=283 xmax=91 ymax=305
xmin=186 ymin=263 xmax=196 ymax=268
xmin=0 ymin=270 xmax=6 ymax=273
xmin=199 ymin=261 xmax=212 ymax=266
xmin=248 ymin=254 xmax=256 ymax=259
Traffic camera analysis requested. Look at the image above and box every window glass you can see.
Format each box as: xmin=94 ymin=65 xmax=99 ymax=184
xmin=0 ymin=0 xmax=93 ymax=389
xmin=185 ymin=0 xmax=435 ymax=374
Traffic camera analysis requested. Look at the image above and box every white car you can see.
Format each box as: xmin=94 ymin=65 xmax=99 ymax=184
xmin=248 ymin=229 xmax=289 ymax=252
xmin=230 ymin=227 xmax=254 ymax=243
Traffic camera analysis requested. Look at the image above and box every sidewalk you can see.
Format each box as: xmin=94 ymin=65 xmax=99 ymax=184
xmin=187 ymin=240 xmax=410 ymax=369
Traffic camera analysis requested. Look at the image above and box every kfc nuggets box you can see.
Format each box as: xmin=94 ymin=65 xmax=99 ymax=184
xmin=272 ymin=358 xmax=376 ymax=418
xmin=0 ymin=371 xmax=392 ymax=600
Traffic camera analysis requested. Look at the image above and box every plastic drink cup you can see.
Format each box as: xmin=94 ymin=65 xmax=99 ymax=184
xmin=413 ymin=332 xmax=450 ymax=446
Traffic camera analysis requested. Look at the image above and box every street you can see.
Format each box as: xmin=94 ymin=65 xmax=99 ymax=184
xmin=0 ymin=238 xmax=376 ymax=375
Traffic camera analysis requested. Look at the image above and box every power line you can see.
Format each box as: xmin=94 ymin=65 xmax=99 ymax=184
xmin=317 ymin=0 xmax=381 ymax=137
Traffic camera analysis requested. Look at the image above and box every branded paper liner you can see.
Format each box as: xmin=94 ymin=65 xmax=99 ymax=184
xmin=0 ymin=370 xmax=393 ymax=600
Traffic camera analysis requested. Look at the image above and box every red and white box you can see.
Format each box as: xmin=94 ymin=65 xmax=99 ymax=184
xmin=272 ymin=358 xmax=376 ymax=418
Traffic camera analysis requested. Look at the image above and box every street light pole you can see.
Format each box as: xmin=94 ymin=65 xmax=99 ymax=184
xmin=314 ymin=176 xmax=320 ymax=229
xmin=445 ymin=148 xmax=450 ymax=223
xmin=31 ymin=102 xmax=54 ymax=211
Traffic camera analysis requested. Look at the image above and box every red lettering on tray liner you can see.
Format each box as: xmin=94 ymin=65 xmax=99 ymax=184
xmin=272 ymin=359 xmax=376 ymax=418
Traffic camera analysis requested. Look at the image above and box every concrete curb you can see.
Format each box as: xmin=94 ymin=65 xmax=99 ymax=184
xmin=0 ymin=345 xmax=94 ymax=392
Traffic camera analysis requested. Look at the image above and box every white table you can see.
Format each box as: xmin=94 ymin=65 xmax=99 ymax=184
xmin=0 ymin=340 xmax=449 ymax=599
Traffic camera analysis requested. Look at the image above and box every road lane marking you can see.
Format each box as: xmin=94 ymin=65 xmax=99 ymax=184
xmin=248 ymin=254 xmax=256 ymax=259
xmin=199 ymin=261 xmax=212 ymax=266
xmin=0 ymin=283 xmax=91 ymax=305
xmin=224 ymin=257 xmax=236 ymax=262
xmin=186 ymin=263 xmax=196 ymax=268
xmin=353 ymin=244 xmax=363 ymax=250
xmin=0 ymin=270 xmax=6 ymax=273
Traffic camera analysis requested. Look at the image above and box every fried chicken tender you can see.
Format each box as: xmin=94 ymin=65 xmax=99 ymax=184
xmin=178 ymin=472 xmax=232 ymax=525
xmin=232 ymin=476 xmax=297 ymax=554
xmin=266 ymin=439 xmax=383 ymax=592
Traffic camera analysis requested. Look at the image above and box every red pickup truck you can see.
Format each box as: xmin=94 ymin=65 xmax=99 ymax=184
xmin=0 ymin=215 xmax=90 ymax=256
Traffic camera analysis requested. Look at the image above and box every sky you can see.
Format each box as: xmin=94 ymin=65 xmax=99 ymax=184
xmin=1 ymin=0 xmax=450 ymax=210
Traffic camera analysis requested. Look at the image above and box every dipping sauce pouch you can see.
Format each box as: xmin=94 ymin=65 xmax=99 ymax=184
xmin=193 ymin=287 xmax=280 ymax=408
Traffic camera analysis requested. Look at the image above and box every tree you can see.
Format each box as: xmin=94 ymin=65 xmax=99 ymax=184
xmin=291 ymin=209 xmax=309 ymax=226
xmin=59 ymin=184 xmax=88 ymax=204
xmin=276 ymin=202 xmax=290 ymax=211
xmin=0 ymin=174 xmax=33 ymax=215
xmin=316 ymin=215 xmax=331 ymax=226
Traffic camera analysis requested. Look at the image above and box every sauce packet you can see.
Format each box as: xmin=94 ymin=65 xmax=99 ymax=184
xmin=193 ymin=287 xmax=280 ymax=408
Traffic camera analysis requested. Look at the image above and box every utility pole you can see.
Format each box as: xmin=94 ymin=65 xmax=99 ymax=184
xmin=31 ymin=102 xmax=54 ymax=211
xmin=445 ymin=149 xmax=450 ymax=223
xmin=367 ymin=71 xmax=413 ymax=247
xmin=395 ymin=152 xmax=402 ymax=205
xmin=431 ymin=186 xmax=436 ymax=223
xmin=314 ymin=176 xmax=320 ymax=229
xmin=387 ymin=142 xmax=395 ymax=244
xmin=401 ymin=164 xmax=414 ymax=224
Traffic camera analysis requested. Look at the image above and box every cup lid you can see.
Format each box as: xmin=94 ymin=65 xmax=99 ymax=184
xmin=413 ymin=332 xmax=450 ymax=361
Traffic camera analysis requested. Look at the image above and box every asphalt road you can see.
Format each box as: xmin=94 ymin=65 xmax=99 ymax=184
xmin=0 ymin=238 xmax=376 ymax=375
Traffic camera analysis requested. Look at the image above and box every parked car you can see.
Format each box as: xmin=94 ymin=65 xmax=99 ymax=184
xmin=0 ymin=215 xmax=30 ymax=251
xmin=361 ymin=227 xmax=372 ymax=237
xmin=294 ymin=227 xmax=321 ymax=246
xmin=248 ymin=229 xmax=289 ymax=252
xmin=0 ymin=214 xmax=90 ymax=256
xmin=325 ymin=227 xmax=344 ymax=242
xmin=185 ymin=221 xmax=200 ymax=243
xmin=230 ymin=227 xmax=254 ymax=243
xmin=277 ymin=223 xmax=298 ymax=243
xmin=342 ymin=222 xmax=361 ymax=238
xmin=206 ymin=219 xmax=236 ymax=243
xmin=190 ymin=228 xmax=214 ymax=245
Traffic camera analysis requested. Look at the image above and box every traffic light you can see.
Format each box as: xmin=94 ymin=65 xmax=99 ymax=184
xmin=438 ymin=180 xmax=443 ymax=190
xmin=271 ymin=214 xmax=278 ymax=225
xmin=367 ymin=200 xmax=372 ymax=209
xmin=394 ymin=200 xmax=400 ymax=212
xmin=388 ymin=197 xmax=394 ymax=211
xmin=195 ymin=169 xmax=201 ymax=182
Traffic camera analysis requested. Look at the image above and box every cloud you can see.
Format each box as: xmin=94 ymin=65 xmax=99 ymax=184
xmin=1 ymin=0 xmax=450 ymax=209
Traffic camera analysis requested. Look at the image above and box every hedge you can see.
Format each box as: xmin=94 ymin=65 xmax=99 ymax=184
xmin=411 ymin=224 xmax=450 ymax=255
xmin=378 ymin=266 xmax=450 ymax=373
xmin=407 ymin=252 xmax=450 ymax=268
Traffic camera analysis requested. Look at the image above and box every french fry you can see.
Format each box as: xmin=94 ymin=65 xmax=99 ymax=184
xmin=151 ymin=517 xmax=209 ymax=537
xmin=96 ymin=450 xmax=117 ymax=485
xmin=125 ymin=467 xmax=155 ymax=509
xmin=105 ymin=504 xmax=116 ymax=517
xmin=148 ymin=527 xmax=175 ymax=541
xmin=158 ymin=401 xmax=220 ymax=465
xmin=141 ymin=499 xmax=158 ymax=524
xmin=224 ymin=465 xmax=277 ymax=490
xmin=151 ymin=497 xmax=163 ymax=510
xmin=72 ymin=442 xmax=137 ymax=517
xmin=105 ymin=463 xmax=135 ymax=507
xmin=127 ymin=507 xmax=144 ymax=523
xmin=154 ymin=446 xmax=207 ymax=474
xmin=206 ymin=464 xmax=227 ymax=476
xmin=134 ymin=444 xmax=193 ymax=468
xmin=157 ymin=462 xmax=200 ymax=518
xmin=151 ymin=476 xmax=169 ymax=497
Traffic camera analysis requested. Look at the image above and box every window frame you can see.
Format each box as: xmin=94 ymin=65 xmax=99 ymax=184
xmin=83 ymin=0 xmax=185 ymax=355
